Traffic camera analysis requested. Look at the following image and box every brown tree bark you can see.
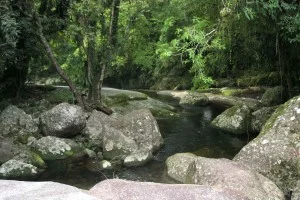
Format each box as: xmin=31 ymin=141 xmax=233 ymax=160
xmin=35 ymin=12 xmax=84 ymax=107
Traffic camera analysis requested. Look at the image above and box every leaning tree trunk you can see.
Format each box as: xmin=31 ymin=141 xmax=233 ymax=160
xmin=35 ymin=12 xmax=84 ymax=107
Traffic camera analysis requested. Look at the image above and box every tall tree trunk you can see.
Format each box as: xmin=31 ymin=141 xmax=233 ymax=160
xmin=98 ymin=0 xmax=121 ymax=103
xmin=35 ymin=13 xmax=84 ymax=107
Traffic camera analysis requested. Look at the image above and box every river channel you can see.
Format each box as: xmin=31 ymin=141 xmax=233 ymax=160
xmin=36 ymin=91 xmax=250 ymax=189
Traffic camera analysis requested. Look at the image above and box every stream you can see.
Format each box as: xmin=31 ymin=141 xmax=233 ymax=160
xmin=36 ymin=91 xmax=250 ymax=189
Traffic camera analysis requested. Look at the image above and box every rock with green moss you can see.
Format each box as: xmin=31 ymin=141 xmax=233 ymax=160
xmin=102 ymin=87 xmax=148 ymax=101
xmin=179 ymin=92 xmax=209 ymax=106
xmin=166 ymin=153 xmax=197 ymax=183
xmin=13 ymin=151 xmax=46 ymax=169
xmin=0 ymin=159 xmax=38 ymax=178
xmin=261 ymin=86 xmax=287 ymax=106
xmin=40 ymin=103 xmax=86 ymax=138
xmin=185 ymin=157 xmax=284 ymax=200
xmin=211 ymin=105 xmax=251 ymax=135
xmin=28 ymin=136 xmax=76 ymax=161
xmin=234 ymin=96 xmax=300 ymax=194
xmin=250 ymin=106 xmax=277 ymax=133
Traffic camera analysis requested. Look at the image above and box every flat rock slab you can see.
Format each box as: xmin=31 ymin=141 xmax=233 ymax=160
xmin=102 ymin=87 xmax=148 ymax=100
xmin=89 ymin=179 xmax=250 ymax=200
xmin=0 ymin=180 xmax=96 ymax=200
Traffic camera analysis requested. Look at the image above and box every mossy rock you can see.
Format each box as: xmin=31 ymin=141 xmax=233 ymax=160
xmin=261 ymin=86 xmax=288 ymax=106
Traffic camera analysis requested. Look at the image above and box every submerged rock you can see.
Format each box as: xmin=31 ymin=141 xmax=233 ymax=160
xmin=211 ymin=105 xmax=251 ymax=135
xmin=166 ymin=153 xmax=197 ymax=183
xmin=234 ymin=96 xmax=300 ymax=193
xmin=40 ymin=103 xmax=86 ymax=138
xmin=0 ymin=180 xmax=97 ymax=200
xmin=186 ymin=157 xmax=284 ymax=200
xmin=89 ymin=179 xmax=249 ymax=200
xmin=0 ymin=159 xmax=38 ymax=178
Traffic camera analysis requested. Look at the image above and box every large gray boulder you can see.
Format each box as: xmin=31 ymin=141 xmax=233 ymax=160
xmin=102 ymin=109 xmax=164 ymax=165
xmin=0 ymin=160 xmax=38 ymax=178
xmin=28 ymin=136 xmax=83 ymax=161
xmin=250 ymin=106 xmax=277 ymax=133
xmin=166 ymin=153 xmax=197 ymax=183
xmin=234 ymin=96 xmax=300 ymax=193
xmin=179 ymin=92 xmax=209 ymax=106
xmin=89 ymin=179 xmax=249 ymax=200
xmin=0 ymin=180 xmax=97 ymax=200
xmin=186 ymin=157 xmax=284 ymax=200
xmin=211 ymin=105 xmax=251 ymax=134
xmin=82 ymin=110 xmax=116 ymax=148
xmin=0 ymin=138 xmax=19 ymax=164
xmin=40 ymin=103 xmax=86 ymax=138
xmin=261 ymin=86 xmax=287 ymax=106
xmin=0 ymin=105 xmax=39 ymax=137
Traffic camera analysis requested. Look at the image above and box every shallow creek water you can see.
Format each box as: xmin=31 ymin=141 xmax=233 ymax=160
xmin=36 ymin=91 xmax=250 ymax=189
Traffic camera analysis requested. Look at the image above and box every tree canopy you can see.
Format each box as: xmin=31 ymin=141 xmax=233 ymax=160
xmin=1 ymin=0 xmax=299 ymax=103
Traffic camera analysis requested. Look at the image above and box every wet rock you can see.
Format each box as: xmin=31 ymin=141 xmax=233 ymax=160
xmin=124 ymin=151 xmax=153 ymax=167
xmin=102 ymin=87 xmax=148 ymax=100
xmin=0 ymin=160 xmax=38 ymax=178
xmin=40 ymin=103 xmax=86 ymax=138
xmin=250 ymin=106 xmax=277 ymax=133
xmin=28 ymin=136 xmax=81 ymax=161
xmin=0 ymin=180 xmax=97 ymax=200
xmin=0 ymin=105 xmax=39 ymax=137
xmin=89 ymin=179 xmax=249 ymax=200
xmin=234 ymin=96 xmax=300 ymax=194
xmin=261 ymin=86 xmax=287 ymax=106
xmin=166 ymin=153 xmax=197 ymax=183
xmin=186 ymin=157 xmax=284 ymax=200
xmin=211 ymin=105 xmax=251 ymax=135
xmin=179 ymin=92 xmax=209 ymax=106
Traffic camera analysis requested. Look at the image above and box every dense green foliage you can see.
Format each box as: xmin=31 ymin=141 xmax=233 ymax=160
xmin=1 ymin=0 xmax=299 ymax=98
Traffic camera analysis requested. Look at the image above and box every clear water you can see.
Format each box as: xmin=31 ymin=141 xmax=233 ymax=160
xmin=36 ymin=91 xmax=250 ymax=189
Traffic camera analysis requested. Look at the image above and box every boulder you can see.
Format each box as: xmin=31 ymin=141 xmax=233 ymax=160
xmin=233 ymin=96 xmax=300 ymax=193
xmin=207 ymin=94 xmax=262 ymax=110
xmin=211 ymin=105 xmax=251 ymax=135
xmin=82 ymin=110 xmax=116 ymax=148
xmin=40 ymin=103 xmax=86 ymax=138
xmin=124 ymin=150 xmax=153 ymax=167
xmin=102 ymin=109 xmax=164 ymax=163
xmin=102 ymin=87 xmax=148 ymax=100
xmin=186 ymin=157 xmax=284 ymax=200
xmin=166 ymin=153 xmax=197 ymax=183
xmin=0 ymin=160 xmax=38 ymax=178
xmin=122 ymin=109 xmax=163 ymax=152
xmin=89 ymin=179 xmax=249 ymax=200
xmin=250 ymin=106 xmax=277 ymax=133
xmin=0 ymin=138 xmax=19 ymax=164
xmin=179 ymin=92 xmax=209 ymax=106
xmin=0 ymin=105 xmax=39 ymax=137
xmin=261 ymin=86 xmax=287 ymax=106
xmin=0 ymin=180 xmax=97 ymax=200
xmin=28 ymin=136 xmax=83 ymax=161
xmin=292 ymin=181 xmax=300 ymax=200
